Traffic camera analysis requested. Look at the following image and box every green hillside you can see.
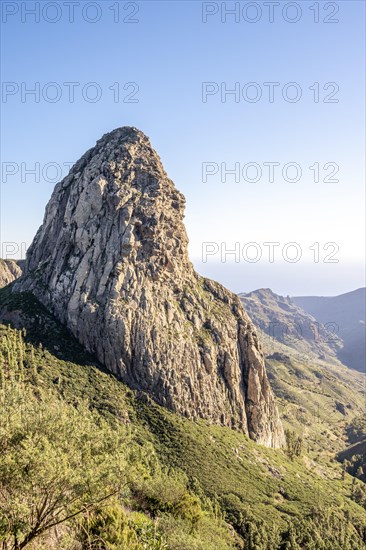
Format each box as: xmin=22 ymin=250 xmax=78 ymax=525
xmin=337 ymin=416 xmax=366 ymax=484
xmin=238 ymin=289 xmax=365 ymax=458
xmin=1 ymin=287 xmax=366 ymax=549
xmin=265 ymin=349 xmax=365 ymax=455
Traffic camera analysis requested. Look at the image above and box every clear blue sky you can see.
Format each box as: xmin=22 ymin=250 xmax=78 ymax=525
xmin=1 ymin=0 xmax=365 ymax=295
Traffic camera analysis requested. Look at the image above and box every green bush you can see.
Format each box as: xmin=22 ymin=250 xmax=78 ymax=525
xmin=76 ymin=502 xmax=168 ymax=549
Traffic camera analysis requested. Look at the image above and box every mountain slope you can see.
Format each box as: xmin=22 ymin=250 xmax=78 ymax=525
xmin=293 ymin=289 xmax=366 ymax=372
xmin=13 ymin=127 xmax=283 ymax=447
xmin=239 ymin=288 xmax=366 ymax=457
xmin=1 ymin=286 xmax=366 ymax=549
xmin=0 ymin=259 xmax=22 ymax=288
xmin=239 ymin=288 xmax=342 ymax=361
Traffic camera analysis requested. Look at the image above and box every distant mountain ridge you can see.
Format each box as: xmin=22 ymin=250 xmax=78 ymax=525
xmin=239 ymin=288 xmax=342 ymax=362
xmin=293 ymin=288 xmax=366 ymax=372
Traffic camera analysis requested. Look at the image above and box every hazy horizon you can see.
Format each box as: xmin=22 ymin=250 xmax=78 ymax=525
xmin=193 ymin=257 xmax=365 ymax=297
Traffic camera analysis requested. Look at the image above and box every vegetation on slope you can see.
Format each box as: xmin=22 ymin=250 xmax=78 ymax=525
xmin=338 ymin=416 xmax=366 ymax=484
xmin=239 ymin=288 xmax=365 ymax=460
xmin=265 ymin=350 xmax=365 ymax=455
xmin=0 ymin=287 xmax=366 ymax=549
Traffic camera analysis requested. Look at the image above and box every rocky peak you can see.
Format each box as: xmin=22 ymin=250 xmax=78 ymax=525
xmin=25 ymin=127 xmax=191 ymax=284
xmin=15 ymin=127 xmax=284 ymax=448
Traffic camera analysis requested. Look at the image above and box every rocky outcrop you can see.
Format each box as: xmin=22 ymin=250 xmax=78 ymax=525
xmin=14 ymin=127 xmax=284 ymax=448
xmin=0 ymin=259 xmax=22 ymax=288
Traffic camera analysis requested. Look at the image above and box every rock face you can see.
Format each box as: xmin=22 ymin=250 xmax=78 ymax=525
xmin=0 ymin=259 xmax=22 ymax=288
xmin=14 ymin=127 xmax=284 ymax=448
xmin=239 ymin=288 xmax=342 ymax=361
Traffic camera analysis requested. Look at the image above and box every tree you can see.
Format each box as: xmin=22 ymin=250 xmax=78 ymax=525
xmin=285 ymin=429 xmax=303 ymax=460
xmin=0 ymin=378 xmax=129 ymax=549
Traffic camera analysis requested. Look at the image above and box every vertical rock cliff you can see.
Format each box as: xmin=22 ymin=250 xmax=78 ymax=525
xmin=14 ymin=127 xmax=284 ymax=448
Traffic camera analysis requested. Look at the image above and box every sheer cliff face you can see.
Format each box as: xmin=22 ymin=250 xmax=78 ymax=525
xmin=15 ymin=127 xmax=284 ymax=448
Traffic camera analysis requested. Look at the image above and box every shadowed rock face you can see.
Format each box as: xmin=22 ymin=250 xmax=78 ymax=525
xmin=14 ymin=127 xmax=284 ymax=448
